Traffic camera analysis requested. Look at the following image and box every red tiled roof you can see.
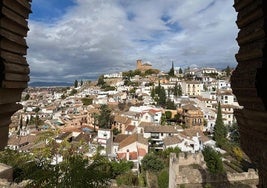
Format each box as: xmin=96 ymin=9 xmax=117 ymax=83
xmin=114 ymin=134 xmax=129 ymax=143
xmin=125 ymin=125 xmax=136 ymax=132
xmin=119 ymin=134 xmax=147 ymax=149
xmin=137 ymin=148 xmax=147 ymax=157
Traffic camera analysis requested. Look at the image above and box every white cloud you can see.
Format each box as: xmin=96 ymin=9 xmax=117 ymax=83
xmin=27 ymin=0 xmax=238 ymax=82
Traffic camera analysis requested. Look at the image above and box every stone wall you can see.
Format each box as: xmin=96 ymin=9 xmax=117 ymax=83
xmin=231 ymin=0 xmax=267 ymax=187
xmin=169 ymin=153 xmax=259 ymax=187
xmin=0 ymin=163 xmax=13 ymax=181
xmin=0 ymin=0 xmax=31 ymax=150
xmin=177 ymin=167 xmax=258 ymax=185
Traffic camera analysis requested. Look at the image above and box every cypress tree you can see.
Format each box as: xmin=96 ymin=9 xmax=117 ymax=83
xmin=214 ymin=102 xmax=227 ymax=147
xmin=168 ymin=61 xmax=175 ymax=77
xmin=74 ymin=80 xmax=78 ymax=88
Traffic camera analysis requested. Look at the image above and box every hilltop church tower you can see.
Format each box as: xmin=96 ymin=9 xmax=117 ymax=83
xmin=136 ymin=59 xmax=143 ymax=70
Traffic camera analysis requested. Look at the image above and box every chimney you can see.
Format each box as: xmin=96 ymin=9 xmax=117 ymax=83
xmin=126 ymin=149 xmax=130 ymax=160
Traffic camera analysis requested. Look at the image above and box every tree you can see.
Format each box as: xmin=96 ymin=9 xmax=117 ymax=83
xmin=150 ymin=86 xmax=155 ymax=99
xmin=173 ymin=82 xmax=182 ymax=98
xmin=179 ymin=68 xmax=183 ymax=74
xmin=202 ymin=146 xmax=224 ymax=174
xmin=165 ymin=111 xmax=172 ymax=120
xmin=214 ymin=102 xmax=227 ymax=148
xmin=141 ymin=153 xmax=164 ymax=172
xmin=74 ymin=80 xmax=78 ymax=88
xmin=0 ymin=131 xmax=112 ymax=187
xmin=225 ymin=65 xmax=231 ymax=77
xmin=110 ymin=160 xmax=133 ymax=178
xmin=97 ymin=74 xmax=105 ymax=86
xmin=168 ymin=61 xmax=175 ymax=77
xmin=160 ymin=113 xmax=167 ymax=125
xmin=33 ymin=107 xmax=41 ymax=130
xmin=81 ymin=98 xmax=93 ymax=106
xmin=24 ymin=93 xmax=30 ymax=101
xmin=70 ymin=89 xmax=77 ymax=96
xmin=229 ymin=123 xmax=240 ymax=145
xmin=116 ymin=171 xmax=138 ymax=186
xmin=98 ymin=104 xmax=113 ymax=129
xmin=166 ymin=99 xmax=176 ymax=110
xmin=158 ymin=170 xmax=169 ymax=188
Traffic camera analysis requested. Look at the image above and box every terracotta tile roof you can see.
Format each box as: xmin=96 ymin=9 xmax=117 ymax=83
xmin=139 ymin=122 xmax=154 ymax=127
xmin=117 ymin=151 xmax=138 ymax=160
xmin=114 ymin=115 xmax=129 ymax=124
xmin=125 ymin=125 xmax=136 ymax=132
xmin=56 ymin=132 xmax=72 ymax=140
xmin=114 ymin=134 xmax=129 ymax=143
xmin=182 ymin=104 xmax=199 ymax=111
xmin=180 ymin=128 xmax=210 ymax=142
xmin=73 ymin=133 xmax=92 ymax=142
xmin=8 ymin=134 xmax=37 ymax=146
xmin=117 ymin=152 xmax=126 ymax=160
xmin=144 ymin=125 xmax=178 ymax=133
xmin=137 ymin=148 xmax=147 ymax=157
xmin=119 ymin=134 xmax=147 ymax=149
xmin=163 ymin=136 xmax=183 ymax=146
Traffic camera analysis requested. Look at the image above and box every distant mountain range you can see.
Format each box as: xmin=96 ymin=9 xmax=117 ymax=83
xmin=29 ymin=82 xmax=73 ymax=87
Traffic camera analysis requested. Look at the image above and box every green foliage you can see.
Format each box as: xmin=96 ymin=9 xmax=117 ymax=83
xmin=161 ymin=147 xmax=181 ymax=159
xmin=0 ymin=147 xmax=112 ymax=187
xmin=158 ymin=170 xmax=169 ymax=188
xmin=155 ymin=147 xmax=181 ymax=166
xmin=98 ymin=104 xmax=113 ymax=129
xmin=160 ymin=113 xmax=167 ymax=125
xmin=179 ymin=68 xmax=183 ymax=74
xmin=173 ymin=82 xmax=182 ymax=97
xmin=103 ymin=85 xmax=116 ymax=91
xmin=97 ymin=75 xmax=105 ymax=86
xmin=0 ymin=149 xmax=34 ymax=183
xmin=165 ymin=111 xmax=172 ymax=120
xmin=81 ymin=98 xmax=93 ymax=106
xmin=229 ymin=123 xmax=240 ymax=145
xmin=151 ymin=86 xmax=155 ymax=99
xmin=154 ymin=81 xmax=166 ymax=107
xmin=168 ymin=62 xmax=175 ymax=77
xmin=110 ymin=160 xmax=133 ymax=178
xmin=24 ymin=93 xmax=30 ymax=101
xmin=141 ymin=153 xmax=165 ymax=172
xmin=224 ymin=65 xmax=231 ymax=77
xmin=144 ymin=69 xmax=160 ymax=75
xmin=116 ymin=171 xmax=139 ymax=186
xmin=112 ymin=128 xmax=121 ymax=136
xmin=202 ymin=146 xmax=224 ymax=174
xmin=61 ymin=94 xmax=66 ymax=99
xmin=166 ymin=99 xmax=176 ymax=110
xmin=214 ymin=102 xmax=227 ymax=148
xmin=70 ymin=89 xmax=77 ymax=96
xmin=74 ymin=80 xmax=78 ymax=88
xmin=232 ymin=146 xmax=243 ymax=162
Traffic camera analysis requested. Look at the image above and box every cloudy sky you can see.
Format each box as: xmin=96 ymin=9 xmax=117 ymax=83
xmin=27 ymin=0 xmax=239 ymax=83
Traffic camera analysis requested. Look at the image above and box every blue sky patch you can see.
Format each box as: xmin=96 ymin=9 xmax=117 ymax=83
xmin=127 ymin=12 xmax=136 ymax=21
xmin=30 ymin=0 xmax=76 ymax=22
xmin=161 ymin=14 xmax=182 ymax=33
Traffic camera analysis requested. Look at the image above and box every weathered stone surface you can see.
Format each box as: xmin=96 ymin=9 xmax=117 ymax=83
xmin=232 ymin=0 xmax=267 ymax=187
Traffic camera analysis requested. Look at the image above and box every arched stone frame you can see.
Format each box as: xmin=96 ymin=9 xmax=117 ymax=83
xmin=231 ymin=0 xmax=267 ymax=187
xmin=1 ymin=0 xmax=267 ymax=187
xmin=0 ymin=0 xmax=31 ymax=149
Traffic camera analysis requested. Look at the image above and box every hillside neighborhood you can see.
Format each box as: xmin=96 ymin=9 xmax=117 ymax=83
xmin=2 ymin=60 xmax=258 ymax=187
